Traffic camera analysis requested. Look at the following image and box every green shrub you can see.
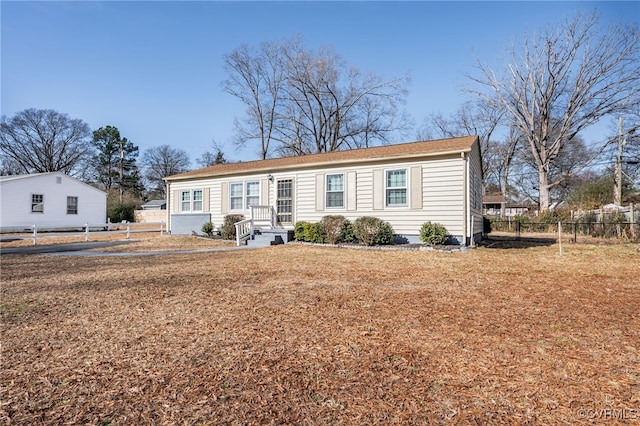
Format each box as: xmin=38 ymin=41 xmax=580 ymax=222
xmin=420 ymin=221 xmax=449 ymax=245
xmin=201 ymin=222 xmax=215 ymax=237
xmin=342 ymin=219 xmax=356 ymax=243
xmin=353 ymin=216 xmax=394 ymax=246
xmin=108 ymin=203 xmax=135 ymax=223
xmin=305 ymin=222 xmax=325 ymax=243
xmin=539 ymin=208 xmax=571 ymax=223
xmin=321 ymin=215 xmax=349 ymax=244
xmin=221 ymin=214 xmax=245 ymax=240
xmin=294 ymin=221 xmax=310 ymax=241
xmin=514 ymin=214 xmax=531 ymax=224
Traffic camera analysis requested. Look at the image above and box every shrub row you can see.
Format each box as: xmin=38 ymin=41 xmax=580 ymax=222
xmin=295 ymin=215 xmax=394 ymax=246
xmin=209 ymin=214 xmax=450 ymax=246
xmin=295 ymin=216 xmax=450 ymax=246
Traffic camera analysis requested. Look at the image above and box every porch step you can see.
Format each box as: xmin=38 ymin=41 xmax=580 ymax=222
xmin=247 ymin=229 xmax=294 ymax=248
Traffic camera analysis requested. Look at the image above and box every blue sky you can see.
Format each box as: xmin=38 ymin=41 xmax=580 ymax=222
xmin=2 ymin=1 xmax=638 ymax=166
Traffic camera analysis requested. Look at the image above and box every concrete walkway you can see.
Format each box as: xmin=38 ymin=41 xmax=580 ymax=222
xmin=0 ymin=240 xmax=251 ymax=257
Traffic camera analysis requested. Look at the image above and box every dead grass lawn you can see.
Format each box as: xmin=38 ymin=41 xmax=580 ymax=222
xmin=1 ymin=237 xmax=639 ymax=424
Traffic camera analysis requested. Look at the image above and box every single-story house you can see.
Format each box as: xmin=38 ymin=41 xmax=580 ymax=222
xmin=483 ymin=194 xmax=507 ymax=217
xmin=141 ymin=200 xmax=167 ymax=210
xmin=165 ymin=136 xmax=483 ymax=245
xmin=0 ymin=172 xmax=107 ymax=231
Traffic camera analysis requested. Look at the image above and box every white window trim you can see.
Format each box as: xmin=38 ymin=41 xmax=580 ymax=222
xmin=229 ymin=181 xmax=261 ymax=212
xmin=180 ymin=189 xmax=204 ymax=212
xmin=325 ymin=173 xmax=345 ymax=209
xmin=385 ymin=168 xmax=408 ymax=208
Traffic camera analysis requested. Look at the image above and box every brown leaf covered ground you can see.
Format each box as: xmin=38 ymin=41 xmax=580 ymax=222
xmin=1 ymin=236 xmax=639 ymax=425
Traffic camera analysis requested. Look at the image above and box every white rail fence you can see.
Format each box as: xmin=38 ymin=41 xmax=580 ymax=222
xmin=1 ymin=221 xmax=165 ymax=245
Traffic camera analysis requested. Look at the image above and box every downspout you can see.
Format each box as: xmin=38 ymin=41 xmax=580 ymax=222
xmin=462 ymin=151 xmax=468 ymax=246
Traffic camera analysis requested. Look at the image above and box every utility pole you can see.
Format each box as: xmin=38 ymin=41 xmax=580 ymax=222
xmin=614 ymin=116 xmax=623 ymax=206
xmin=119 ymin=140 xmax=124 ymax=204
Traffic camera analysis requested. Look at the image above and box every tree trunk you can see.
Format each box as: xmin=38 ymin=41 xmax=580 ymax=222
xmin=538 ymin=168 xmax=551 ymax=212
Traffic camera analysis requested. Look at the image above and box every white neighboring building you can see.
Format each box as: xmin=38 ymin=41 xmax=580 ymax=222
xmin=0 ymin=172 xmax=107 ymax=231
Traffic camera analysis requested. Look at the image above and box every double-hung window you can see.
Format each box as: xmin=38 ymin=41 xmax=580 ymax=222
xmin=230 ymin=183 xmax=244 ymax=210
xmin=230 ymin=181 xmax=260 ymax=211
xmin=32 ymin=194 xmax=44 ymax=213
xmin=246 ymin=181 xmax=260 ymax=209
xmin=180 ymin=189 xmax=204 ymax=212
xmin=181 ymin=191 xmax=191 ymax=211
xmin=67 ymin=196 xmax=78 ymax=215
xmin=326 ymin=174 xmax=344 ymax=208
xmin=386 ymin=169 xmax=407 ymax=206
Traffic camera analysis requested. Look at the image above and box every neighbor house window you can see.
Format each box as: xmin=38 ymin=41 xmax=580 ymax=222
xmin=67 ymin=196 xmax=78 ymax=215
xmin=326 ymin=174 xmax=344 ymax=208
xmin=32 ymin=194 xmax=44 ymax=213
xmin=230 ymin=183 xmax=244 ymax=210
xmin=386 ymin=169 xmax=407 ymax=206
xmin=181 ymin=189 xmax=203 ymax=212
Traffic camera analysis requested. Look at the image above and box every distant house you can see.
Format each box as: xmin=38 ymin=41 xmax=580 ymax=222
xmin=141 ymin=200 xmax=166 ymax=210
xmin=0 ymin=172 xmax=107 ymax=231
xmin=483 ymin=194 xmax=506 ymax=217
xmin=134 ymin=200 xmax=167 ymax=223
xmin=164 ymin=136 xmax=484 ymax=245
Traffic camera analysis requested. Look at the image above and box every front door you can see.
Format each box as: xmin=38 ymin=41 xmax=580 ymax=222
xmin=276 ymin=179 xmax=293 ymax=225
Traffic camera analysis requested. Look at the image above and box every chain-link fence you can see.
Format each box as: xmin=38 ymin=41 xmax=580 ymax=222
xmin=489 ymin=220 xmax=640 ymax=243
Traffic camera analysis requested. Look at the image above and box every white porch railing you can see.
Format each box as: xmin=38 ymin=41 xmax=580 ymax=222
xmin=234 ymin=205 xmax=276 ymax=246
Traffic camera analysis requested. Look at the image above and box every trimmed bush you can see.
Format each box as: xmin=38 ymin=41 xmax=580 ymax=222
xmin=342 ymin=219 xmax=356 ymax=243
xmin=420 ymin=221 xmax=448 ymax=245
xmin=321 ymin=215 xmax=349 ymax=244
xmin=294 ymin=221 xmax=310 ymax=241
xmin=201 ymin=222 xmax=215 ymax=237
xmin=221 ymin=214 xmax=245 ymax=240
xmin=353 ymin=216 xmax=394 ymax=246
xmin=305 ymin=222 xmax=325 ymax=244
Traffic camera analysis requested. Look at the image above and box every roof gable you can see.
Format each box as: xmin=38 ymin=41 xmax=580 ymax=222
xmin=0 ymin=172 xmax=106 ymax=195
xmin=167 ymin=136 xmax=478 ymax=181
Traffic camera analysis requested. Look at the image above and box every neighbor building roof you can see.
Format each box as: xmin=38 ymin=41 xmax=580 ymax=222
xmin=166 ymin=135 xmax=478 ymax=181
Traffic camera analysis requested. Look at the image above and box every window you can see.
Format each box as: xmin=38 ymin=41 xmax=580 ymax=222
xmin=386 ymin=169 xmax=407 ymax=206
xmin=193 ymin=190 xmax=203 ymax=211
xmin=230 ymin=183 xmax=244 ymax=210
xmin=31 ymin=194 xmax=44 ymax=213
xmin=180 ymin=191 xmax=191 ymax=211
xmin=67 ymin=196 xmax=78 ymax=215
xmin=181 ymin=189 xmax=204 ymax=212
xmin=326 ymin=174 xmax=344 ymax=208
xmin=229 ymin=181 xmax=260 ymax=210
xmin=246 ymin=181 xmax=260 ymax=209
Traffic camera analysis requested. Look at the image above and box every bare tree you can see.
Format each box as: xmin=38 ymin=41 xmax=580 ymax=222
xmin=222 ymin=36 xmax=410 ymax=158
xmin=0 ymin=108 xmax=92 ymax=176
xmin=222 ymin=40 xmax=288 ymax=160
xmin=196 ymin=139 xmax=228 ymax=168
xmin=469 ymin=12 xmax=640 ymax=211
xmin=141 ymin=145 xmax=191 ymax=198
xmin=418 ymin=101 xmax=503 ymax=180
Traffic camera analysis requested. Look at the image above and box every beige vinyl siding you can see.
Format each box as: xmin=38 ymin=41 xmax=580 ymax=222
xmin=166 ymin=152 xmax=475 ymax=239
xmin=288 ymin=155 xmax=466 ymax=237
